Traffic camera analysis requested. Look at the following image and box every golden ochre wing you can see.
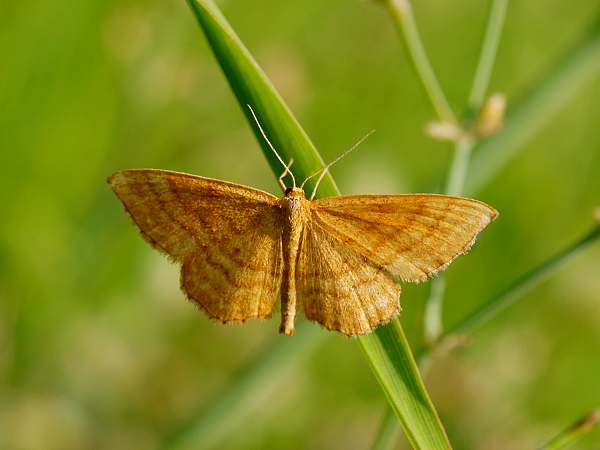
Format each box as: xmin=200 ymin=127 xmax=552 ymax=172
xmin=108 ymin=169 xmax=283 ymax=323
xmin=296 ymin=220 xmax=402 ymax=336
xmin=311 ymin=194 xmax=498 ymax=283
xmin=295 ymin=194 xmax=496 ymax=335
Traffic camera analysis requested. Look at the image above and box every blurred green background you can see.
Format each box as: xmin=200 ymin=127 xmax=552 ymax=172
xmin=1 ymin=0 xmax=599 ymax=449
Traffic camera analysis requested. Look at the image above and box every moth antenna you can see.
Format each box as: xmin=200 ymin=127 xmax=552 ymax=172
xmin=300 ymin=167 xmax=322 ymax=190
xmin=278 ymin=158 xmax=294 ymax=191
xmin=309 ymin=129 xmax=375 ymax=200
xmin=247 ymin=105 xmax=296 ymax=188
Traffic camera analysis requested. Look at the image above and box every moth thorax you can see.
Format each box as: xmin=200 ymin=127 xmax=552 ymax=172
xmin=282 ymin=189 xmax=307 ymax=227
xmin=283 ymin=196 xmax=302 ymax=212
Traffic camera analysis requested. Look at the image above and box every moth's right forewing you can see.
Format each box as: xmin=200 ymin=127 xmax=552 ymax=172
xmin=109 ymin=169 xmax=284 ymax=323
xmin=108 ymin=169 xmax=280 ymax=260
xmin=296 ymin=220 xmax=401 ymax=336
xmin=311 ymin=194 xmax=497 ymax=282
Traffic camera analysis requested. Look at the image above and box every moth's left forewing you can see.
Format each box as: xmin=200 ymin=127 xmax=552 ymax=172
xmin=295 ymin=218 xmax=402 ymax=336
xmin=108 ymin=169 xmax=284 ymax=323
xmin=310 ymin=194 xmax=497 ymax=282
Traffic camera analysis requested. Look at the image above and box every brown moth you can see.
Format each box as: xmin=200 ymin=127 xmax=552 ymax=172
xmin=108 ymin=110 xmax=497 ymax=336
xmin=108 ymin=170 xmax=497 ymax=337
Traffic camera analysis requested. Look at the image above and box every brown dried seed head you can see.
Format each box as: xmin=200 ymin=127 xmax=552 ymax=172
xmin=425 ymin=121 xmax=465 ymax=142
xmin=475 ymin=93 xmax=507 ymax=137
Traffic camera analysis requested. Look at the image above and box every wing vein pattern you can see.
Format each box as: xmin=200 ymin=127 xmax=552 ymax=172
xmin=109 ymin=169 xmax=284 ymax=323
xmin=311 ymin=194 xmax=498 ymax=283
xmin=296 ymin=219 xmax=402 ymax=336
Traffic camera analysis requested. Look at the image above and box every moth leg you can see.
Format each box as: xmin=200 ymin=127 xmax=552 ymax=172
xmin=278 ymin=158 xmax=294 ymax=191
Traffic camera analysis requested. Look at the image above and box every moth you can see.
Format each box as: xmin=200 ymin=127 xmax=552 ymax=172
xmin=109 ymin=110 xmax=497 ymax=337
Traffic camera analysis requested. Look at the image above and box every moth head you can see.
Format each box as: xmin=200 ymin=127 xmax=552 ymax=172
xmin=285 ymin=187 xmax=305 ymax=198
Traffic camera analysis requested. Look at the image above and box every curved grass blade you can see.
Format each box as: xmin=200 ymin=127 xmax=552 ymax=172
xmin=466 ymin=19 xmax=600 ymax=194
xmin=426 ymin=0 xmax=506 ymax=345
xmin=467 ymin=0 xmax=509 ymax=112
xmin=185 ymin=0 xmax=336 ymax=197
xmin=536 ymin=410 xmax=600 ymax=450
xmin=376 ymin=0 xmax=456 ymax=123
xmin=360 ymin=322 xmax=451 ymax=449
xmin=372 ymin=407 xmax=402 ymax=450
xmin=373 ymin=5 xmax=598 ymax=449
xmin=416 ymin=224 xmax=600 ymax=371
xmin=169 ymin=1 xmax=452 ymax=449
xmin=439 ymin=226 xmax=600 ymax=342
xmin=390 ymin=225 xmax=600 ymax=445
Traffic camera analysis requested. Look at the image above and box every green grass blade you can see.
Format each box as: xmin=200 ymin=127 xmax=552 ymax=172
xmin=172 ymin=1 xmax=452 ymax=449
xmin=377 ymin=218 xmax=600 ymax=447
xmin=375 ymin=6 xmax=596 ymax=448
xmin=377 ymin=0 xmax=456 ymax=123
xmin=360 ymin=322 xmax=451 ymax=449
xmin=417 ymin=224 xmax=600 ymax=370
xmin=444 ymin=226 xmax=600 ymax=340
xmin=185 ymin=0 xmax=336 ymax=196
xmin=372 ymin=407 xmax=402 ymax=450
xmin=466 ymin=19 xmax=600 ymax=194
xmin=423 ymin=137 xmax=473 ymax=345
xmin=467 ymin=0 xmax=509 ymax=111
xmin=536 ymin=410 xmax=600 ymax=450
xmin=423 ymin=274 xmax=447 ymax=346
xmin=424 ymin=0 xmax=508 ymax=344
